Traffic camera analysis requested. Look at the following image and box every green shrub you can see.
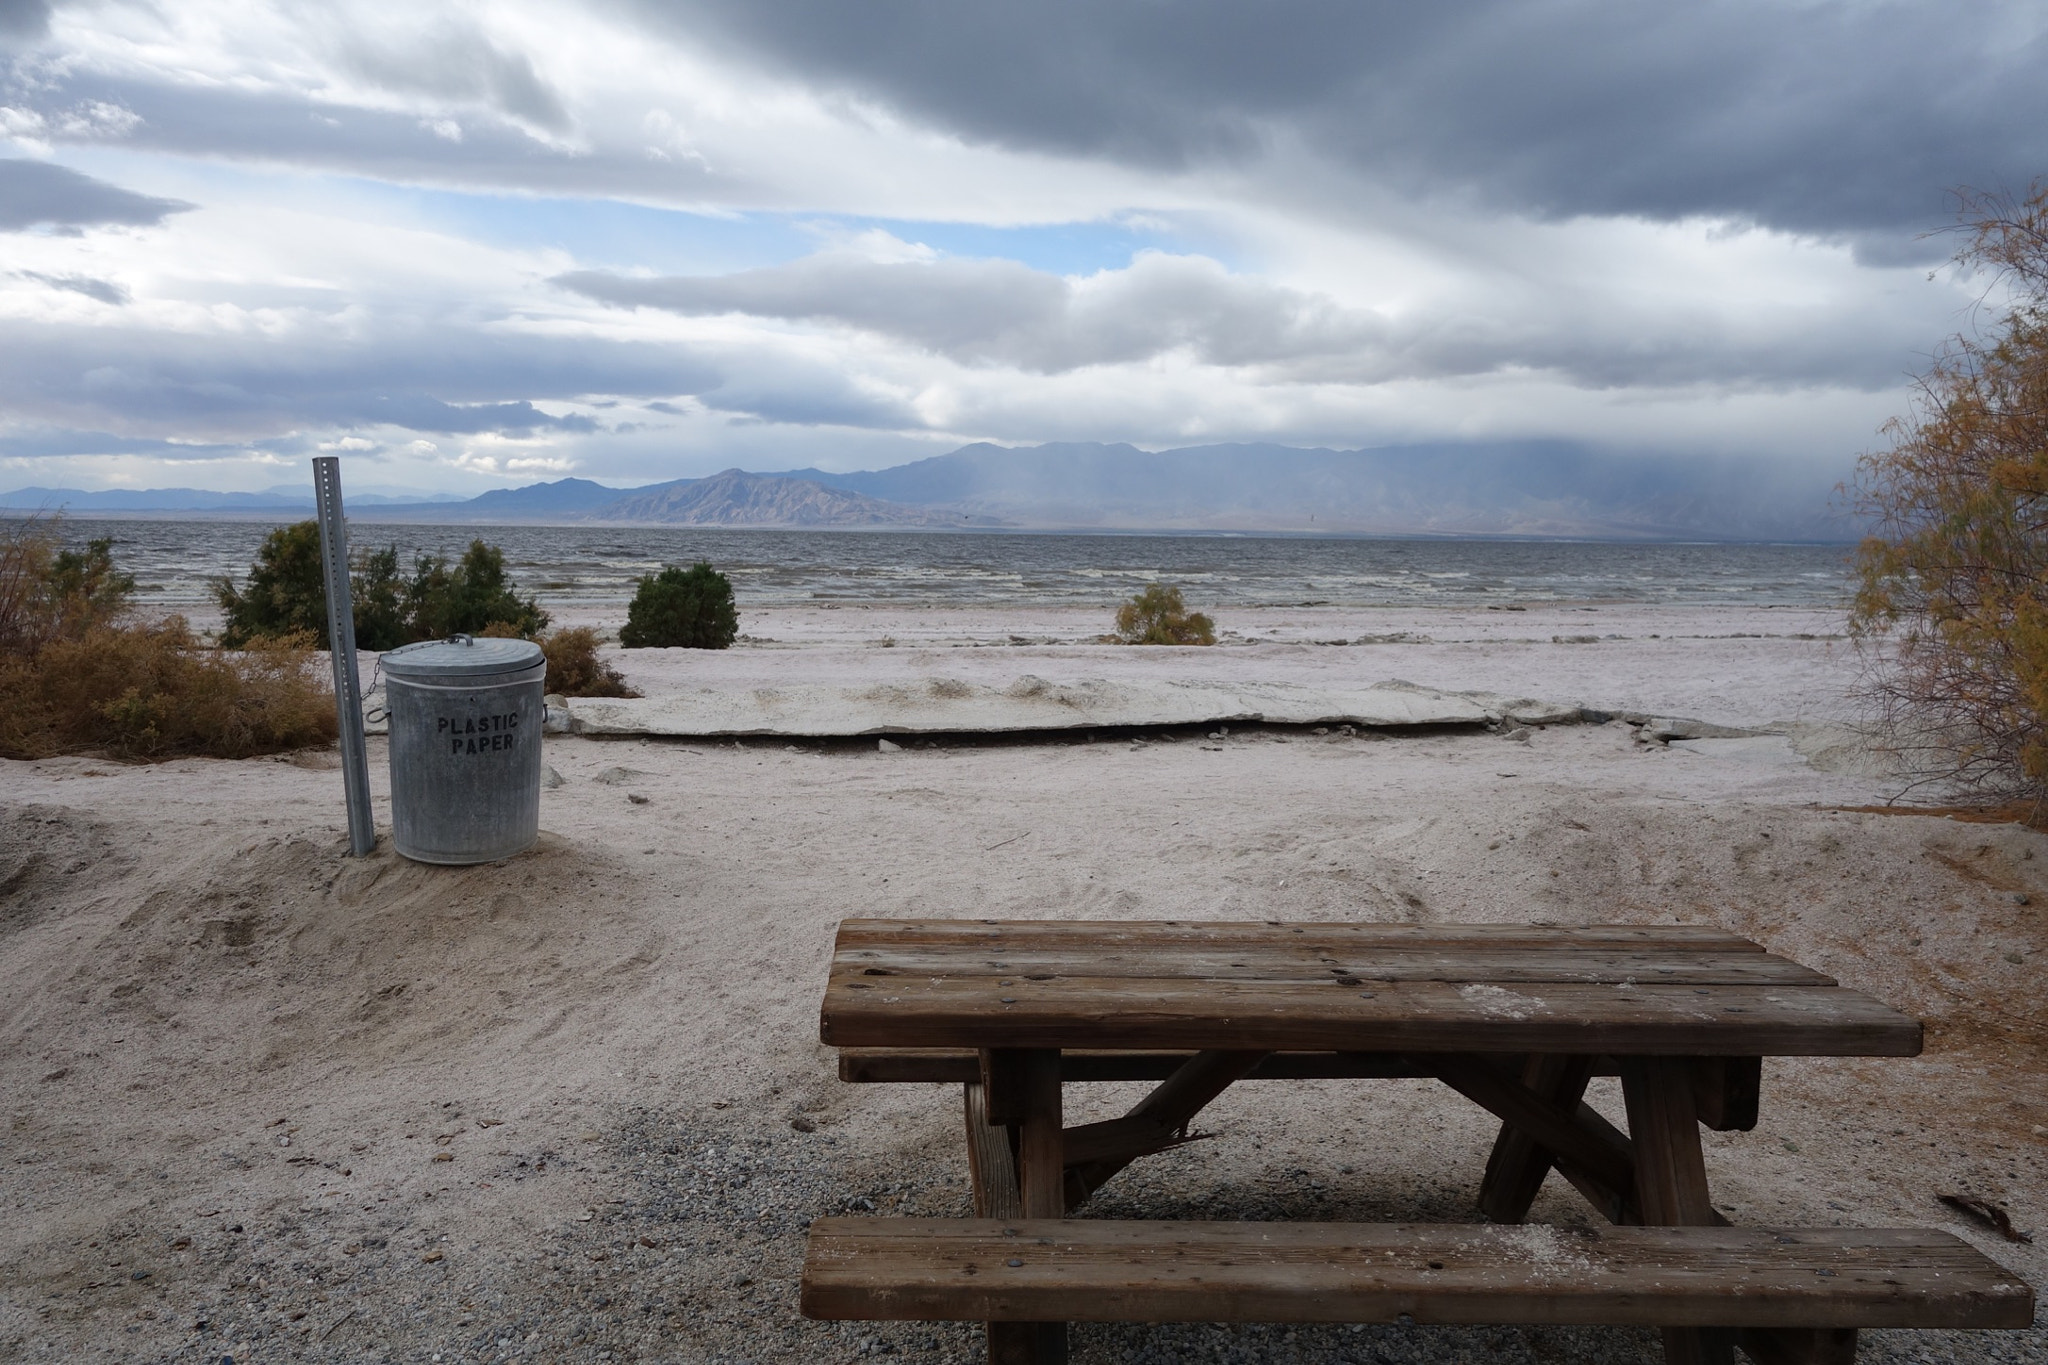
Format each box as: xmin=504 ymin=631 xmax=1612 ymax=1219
xmin=619 ymin=561 xmax=739 ymax=649
xmin=1113 ymin=584 xmax=1216 ymax=645
xmin=406 ymin=539 xmax=550 ymax=640
xmin=217 ymin=523 xmax=548 ymax=649
xmin=214 ymin=521 xmax=327 ymax=647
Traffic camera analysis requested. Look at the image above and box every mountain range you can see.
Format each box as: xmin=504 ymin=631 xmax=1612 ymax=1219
xmin=0 ymin=441 xmax=1857 ymax=540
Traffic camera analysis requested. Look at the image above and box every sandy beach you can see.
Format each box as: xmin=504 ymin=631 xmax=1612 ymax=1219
xmin=3 ymin=603 xmax=2043 ymax=1364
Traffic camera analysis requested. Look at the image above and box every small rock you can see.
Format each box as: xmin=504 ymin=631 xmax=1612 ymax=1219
xmin=877 ymin=738 xmax=902 ymax=752
xmin=627 ymin=793 xmax=650 ymax=805
xmin=421 ymin=1250 xmax=443 ymax=1264
xmin=790 ymin=1116 xmax=816 ymax=1133
xmin=2014 ymin=893 xmax=2031 ymax=905
xmin=541 ymin=766 xmax=566 ymax=789
xmin=432 ymin=1151 xmax=453 ymax=1162
xmin=2006 ymin=952 xmax=2024 ymax=964
xmin=592 ymin=766 xmax=653 ymax=786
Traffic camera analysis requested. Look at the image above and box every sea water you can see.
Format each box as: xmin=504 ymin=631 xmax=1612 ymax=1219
xmin=52 ymin=519 xmax=1854 ymax=615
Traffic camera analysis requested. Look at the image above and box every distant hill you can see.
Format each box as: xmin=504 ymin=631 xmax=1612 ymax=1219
xmin=1 ymin=485 xmax=457 ymax=512
xmin=6 ymin=440 xmax=1858 ymax=539
xmin=360 ymin=476 xmax=635 ymax=520
xmin=780 ymin=440 xmax=1856 ymax=541
xmin=598 ymin=469 xmax=983 ymax=527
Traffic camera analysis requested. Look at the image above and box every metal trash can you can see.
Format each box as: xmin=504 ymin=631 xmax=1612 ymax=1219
xmin=382 ymin=635 xmax=546 ymax=864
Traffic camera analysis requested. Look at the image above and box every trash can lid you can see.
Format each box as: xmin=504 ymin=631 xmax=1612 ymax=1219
xmin=381 ymin=635 xmax=544 ymax=679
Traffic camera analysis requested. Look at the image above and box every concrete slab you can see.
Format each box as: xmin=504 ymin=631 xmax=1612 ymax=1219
xmin=560 ymin=675 xmax=1538 ymax=738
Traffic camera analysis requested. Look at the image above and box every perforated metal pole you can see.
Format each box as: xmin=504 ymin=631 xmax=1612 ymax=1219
xmin=313 ymin=457 xmax=376 ymax=856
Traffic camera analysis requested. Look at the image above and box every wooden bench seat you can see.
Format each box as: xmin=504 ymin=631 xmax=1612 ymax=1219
xmin=802 ymin=1217 xmax=2033 ymax=1334
xmin=837 ymin=1047 xmax=1462 ymax=1084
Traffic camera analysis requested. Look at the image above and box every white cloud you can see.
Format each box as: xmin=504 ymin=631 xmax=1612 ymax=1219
xmin=0 ymin=0 xmax=2019 ymax=498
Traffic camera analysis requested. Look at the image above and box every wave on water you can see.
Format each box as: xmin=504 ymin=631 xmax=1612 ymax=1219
xmin=54 ymin=520 xmax=1855 ymax=614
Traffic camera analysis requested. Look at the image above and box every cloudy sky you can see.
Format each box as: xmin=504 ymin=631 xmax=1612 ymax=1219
xmin=2 ymin=0 xmax=2044 ymax=495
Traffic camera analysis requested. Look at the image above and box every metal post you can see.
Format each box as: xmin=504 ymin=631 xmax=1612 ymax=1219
xmin=313 ymin=457 xmax=376 ymax=856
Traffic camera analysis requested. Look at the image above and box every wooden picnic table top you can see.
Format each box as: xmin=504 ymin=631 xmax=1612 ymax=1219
xmin=820 ymin=919 xmax=1923 ymax=1057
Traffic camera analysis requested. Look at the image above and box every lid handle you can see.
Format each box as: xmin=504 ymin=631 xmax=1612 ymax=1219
xmin=449 ymin=633 xmax=474 ymax=646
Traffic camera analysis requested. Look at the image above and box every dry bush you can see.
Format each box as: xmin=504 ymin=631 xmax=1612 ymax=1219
xmin=540 ymin=627 xmax=639 ymax=697
xmin=1853 ymin=180 xmax=2048 ymax=802
xmin=0 ymin=617 xmax=338 ymax=761
xmin=1113 ymin=583 xmax=1217 ymax=645
xmin=478 ymin=623 xmax=639 ymax=697
xmin=0 ymin=517 xmax=57 ymax=656
xmin=0 ymin=518 xmax=337 ymax=762
xmin=1 ymin=516 xmax=134 ymax=654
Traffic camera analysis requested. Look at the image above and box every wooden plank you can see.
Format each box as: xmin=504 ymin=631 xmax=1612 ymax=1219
xmin=840 ymin=1048 xmax=1533 ymax=1084
xmin=801 ymin=1219 xmax=2035 ymax=1330
xmin=1434 ymin=1055 xmax=1642 ymax=1225
xmin=1065 ymin=1050 xmax=1268 ymax=1203
xmin=839 ymin=946 xmax=1830 ymax=987
xmin=821 ymin=976 xmax=1923 ymax=1057
xmin=962 ymin=1082 xmax=1020 ymax=1220
xmin=836 ymin=919 xmax=1763 ymax=953
xmin=980 ymin=1049 xmax=1028 ymax=1126
xmin=1015 ymin=1051 xmax=1064 ymax=1219
xmin=1735 ymin=1326 xmax=1859 ymax=1364
xmin=1622 ymin=1057 xmax=1732 ymax=1365
xmin=1001 ymin=1050 xmax=1068 ymax=1365
xmin=1475 ymin=1054 xmax=1598 ymax=1223
xmin=1691 ymin=1056 xmax=1762 ymax=1132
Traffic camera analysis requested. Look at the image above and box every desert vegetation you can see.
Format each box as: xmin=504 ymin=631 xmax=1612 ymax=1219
xmin=1112 ymin=583 xmax=1216 ymax=645
xmin=479 ymin=622 xmax=640 ymax=697
xmin=1853 ymin=180 xmax=2048 ymax=804
xmin=0 ymin=518 xmax=337 ymax=760
xmin=619 ymin=561 xmax=739 ymax=649
xmin=216 ymin=522 xmax=549 ymax=649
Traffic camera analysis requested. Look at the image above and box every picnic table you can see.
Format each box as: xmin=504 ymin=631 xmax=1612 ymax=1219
xmin=801 ymin=920 xmax=2032 ymax=1365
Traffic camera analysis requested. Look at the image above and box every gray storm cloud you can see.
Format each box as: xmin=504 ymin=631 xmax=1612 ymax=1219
xmin=16 ymin=270 xmax=128 ymax=304
xmin=560 ymin=254 xmax=1391 ymax=374
xmin=0 ymin=315 xmax=722 ymax=438
xmin=0 ymin=0 xmax=49 ymax=40
xmin=557 ymin=249 xmax=1917 ymax=390
xmin=0 ymin=160 xmax=193 ymax=233
xmin=652 ymin=0 xmax=2048 ymax=241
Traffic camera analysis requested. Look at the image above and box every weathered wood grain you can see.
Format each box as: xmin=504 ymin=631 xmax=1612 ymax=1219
xmin=839 ymin=946 xmax=1829 ymax=987
xmin=962 ymin=1082 xmax=1020 ymax=1220
xmin=837 ymin=919 xmax=1763 ymax=953
xmin=1477 ymin=1053 xmax=1596 ymax=1224
xmin=801 ymin=1219 xmax=2034 ymax=1330
xmin=822 ymin=974 xmax=1921 ymax=1056
xmin=839 ymin=1048 xmax=1452 ymax=1084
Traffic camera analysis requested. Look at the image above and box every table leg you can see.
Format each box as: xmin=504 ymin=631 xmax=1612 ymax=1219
xmin=1622 ymin=1057 xmax=1734 ymax=1365
xmin=985 ymin=1048 xmax=1067 ymax=1365
xmin=963 ymin=1081 xmax=1022 ymax=1219
xmin=1477 ymin=1053 xmax=1594 ymax=1222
